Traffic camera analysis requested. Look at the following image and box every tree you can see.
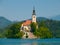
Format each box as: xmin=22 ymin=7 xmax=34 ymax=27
xmin=16 ymin=31 xmax=24 ymax=38
xmin=5 ymin=29 xmax=14 ymax=38
xmin=34 ymin=27 xmax=53 ymax=38
xmin=5 ymin=22 xmax=24 ymax=38
xmin=39 ymin=27 xmax=53 ymax=38
xmin=30 ymin=22 xmax=37 ymax=32
xmin=31 ymin=21 xmax=53 ymax=38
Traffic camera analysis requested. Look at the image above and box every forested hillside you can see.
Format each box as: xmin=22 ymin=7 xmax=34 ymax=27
xmin=0 ymin=17 xmax=60 ymax=38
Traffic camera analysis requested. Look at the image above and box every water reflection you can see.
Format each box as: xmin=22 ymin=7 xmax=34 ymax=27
xmin=20 ymin=43 xmax=31 ymax=45
xmin=20 ymin=42 xmax=38 ymax=45
xmin=0 ymin=38 xmax=60 ymax=45
xmin=32 ymin=42 xmax=38 ymax=45
xmin=20 ymin=42 xmax=52 ymax=45
xmin=20 ymin=42 xmax=60 ymax=45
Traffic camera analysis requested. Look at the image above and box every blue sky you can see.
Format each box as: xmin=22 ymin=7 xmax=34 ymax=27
xmin=0 ymin=0 xmax=60 ymax=21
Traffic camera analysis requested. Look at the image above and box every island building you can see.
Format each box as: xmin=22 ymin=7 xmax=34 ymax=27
xmin=20 ymin=7 xmax=37 ymax=38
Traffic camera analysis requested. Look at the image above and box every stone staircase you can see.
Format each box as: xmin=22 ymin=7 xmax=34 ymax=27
xmin=28 ymin=32 xmax=37 ymax=39
xmin=22 ymin=32 xmax=37 ymax=39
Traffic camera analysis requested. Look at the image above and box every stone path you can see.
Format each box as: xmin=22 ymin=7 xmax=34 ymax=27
xmin=28 ymin=32 xmax=37 ymax=39
xmin=22 ymin=31 xmax=37 ymax=39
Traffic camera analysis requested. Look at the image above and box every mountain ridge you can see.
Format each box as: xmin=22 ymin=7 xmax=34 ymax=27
xmin=0 ymin=16 xmax=12 ymax=29
xmin=51 ymin=15 xmax=60 ymax=21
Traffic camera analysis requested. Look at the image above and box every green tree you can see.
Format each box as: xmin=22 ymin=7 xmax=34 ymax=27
xmin=34 ymin=27 xmax=53 ymax=38
xmin=39 ymin=27 xmax=53 ymax=38
xmin=5 ymin=22 xmax=24 ymax=38
xmin=5 ymin=29 xmax=14 ymax=38
xmin=31 ymin=21 xmax=53 ymax=38
xmin=16 ymin=31 xmax=24 ymax=38
xmin=30 ymin=22 xmax=37 ymax=32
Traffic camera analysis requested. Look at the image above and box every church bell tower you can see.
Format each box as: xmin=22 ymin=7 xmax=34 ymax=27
xmin=32 ymin=7 xmax=36 ymax=23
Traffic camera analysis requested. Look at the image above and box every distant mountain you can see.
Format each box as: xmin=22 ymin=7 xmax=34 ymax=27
xmin=51 ymin=15 xmax=60 ymax=21
xmin=29 ymin=17 xmax=48 ymax=22
xmin=36 ymin=17 xmax=48 ymax=22
xmin=0 ymin=17 xmax=12 ymax=29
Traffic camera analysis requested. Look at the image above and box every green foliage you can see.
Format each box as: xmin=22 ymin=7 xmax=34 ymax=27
xmin=0 ymin=19 xmax=60 ymax=38
xmin=37 ymin=20 xmax=60 ymax=38
xmin=44 ymin=20 xmax=60 ymax=38
xmin=30 ymin=22 xmax=37 ymax=32
xmin=31 ymin=21 xmax=53 ymax=39
xmin=33 ymin=27 xmax=53 ymax=38
xmin=0 ymin=33 xmax=5 ymax=38
xmin=0 ymin=29 xmax=5 ymax=38
xmin=5 ymin=29 xmax=14 ymax=38
xmin=16 ymin=31 xmax=24 ymax=38
xmin=39 ymin=27 xmax=53 ymax=38
xmin=5 ymin=22 xmax=24 ymax=38
xmin=0 ymin=34 xmax=2 ymax=38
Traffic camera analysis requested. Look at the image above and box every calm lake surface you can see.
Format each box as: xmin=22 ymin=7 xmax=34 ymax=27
xmin=0 ymin=38 xmax=60 ymax=45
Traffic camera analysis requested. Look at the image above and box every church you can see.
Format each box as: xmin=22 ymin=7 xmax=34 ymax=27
xmin=20 ymin=7 xmax=37 ymax=38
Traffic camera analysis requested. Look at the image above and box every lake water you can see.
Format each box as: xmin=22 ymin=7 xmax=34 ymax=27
xmin=0 ymin=38 xmax=60 ymax=45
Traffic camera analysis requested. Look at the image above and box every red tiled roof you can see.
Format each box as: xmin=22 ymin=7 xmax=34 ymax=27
xmin=22 ymin=20 xmax=32 ymax=26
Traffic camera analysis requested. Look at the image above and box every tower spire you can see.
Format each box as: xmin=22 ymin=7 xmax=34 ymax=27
xmin=32 ymin=6 xmax=36 ymax=15
xmin=32 ymin=6 xmax=36 ymax=23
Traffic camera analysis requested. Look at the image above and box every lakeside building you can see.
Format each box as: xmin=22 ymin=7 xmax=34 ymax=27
xmin=20 ymin=7 xmax=37 ymax=38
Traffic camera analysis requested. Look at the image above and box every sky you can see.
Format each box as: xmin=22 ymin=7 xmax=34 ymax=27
xmin=0 ymin=0 xmax=60 ymax=21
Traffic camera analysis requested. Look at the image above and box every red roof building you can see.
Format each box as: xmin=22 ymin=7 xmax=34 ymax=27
xmin=22 ymin=20 xmax=32 ymax=26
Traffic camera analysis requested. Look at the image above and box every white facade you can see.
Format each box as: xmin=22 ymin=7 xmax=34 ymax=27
xmin=32 ymin=14 xmax=36 ymax=23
